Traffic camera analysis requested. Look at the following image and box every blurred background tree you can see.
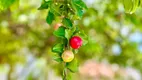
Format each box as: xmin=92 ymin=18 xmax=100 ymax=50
xmin=0 ymin=0 xmax=142 ymax=80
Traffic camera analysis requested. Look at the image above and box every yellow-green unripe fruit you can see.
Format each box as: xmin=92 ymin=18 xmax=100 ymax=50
xmin=61 ymin=50 xmax=74 ymax=62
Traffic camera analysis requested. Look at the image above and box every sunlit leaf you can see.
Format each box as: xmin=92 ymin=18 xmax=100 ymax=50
xmin=53 ymin=27 xmax=65 ymax=38
xmin=63 ymin=18 xmax=73 ymax=28
xmin=52 ymin=43 xmax=64 ymax=53
xmin=38 ymin=1 xmax=51 ymax=10
xmin=52 ymin=53 xmax=63 ymax=62
xmin=66 ymin=58 xmax=78 ymax=73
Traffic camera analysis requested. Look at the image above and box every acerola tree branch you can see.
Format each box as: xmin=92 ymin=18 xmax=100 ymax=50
xmin=38 ymin=0 xmax=88 ymax=79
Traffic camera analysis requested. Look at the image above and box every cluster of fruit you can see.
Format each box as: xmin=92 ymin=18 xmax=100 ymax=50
xmin=54 ymin=23 xmax=83 ymax=62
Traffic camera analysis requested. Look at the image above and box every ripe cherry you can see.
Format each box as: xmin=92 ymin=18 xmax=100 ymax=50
xmin=70 ymin=36 xmax=82 ymax=49
xmin=54 ymin=23 xmax=62 ymax=30
xmin=62 ymin=50 xmax=74 ymax=62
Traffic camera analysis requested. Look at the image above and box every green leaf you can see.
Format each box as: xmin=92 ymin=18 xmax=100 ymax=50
xmin=53 ymin=27 xmax=65 ymax=38
xmin=73 ymin=26 xmax=80 ymax=34
xmin=63 ymin=18 xmax=73 ymax=28
xmin=38 ymin=1 xmax=51 ymax=10
xmin=76 ymin=30 xmax=88 ymax=45
xmin=73 ymin=49 xmax=78 ymax=54
xmin=50 ymin=4 xmax=61 ymax=16
xmin=52 ymin=53 xmax=63 ymax=62
xmin=52 ymin=43 xmax=64 ymax=53
xmin=71 ymin=1 xmax=84 ymax=19
xmin=75 ymin=6 xmax=83 ymax=18
xmin=66 ymin=58 xmax=79 ymax=73
xmin=123 ymin=0 xmax=139 ymax=14
xmin=65 ymin=29 xmax=73 ymax=41
xmin=46 ymin=11 xmax=54 ymax=24
xmin=65 ymin=26 xmax=76 ymax=42
xmin=130 ymin=0 xmax=139 ymax=13
xmin=72 ymin=0 xmax=87 ymax=9
xmin=123 ymin=0 xmax=133 ymax=13
xmin=65 ymin=28 xmax=75 ymax=40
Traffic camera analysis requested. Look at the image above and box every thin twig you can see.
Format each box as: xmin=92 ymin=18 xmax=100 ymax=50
xmin=63 ymin=63 xmax=67 ymax=80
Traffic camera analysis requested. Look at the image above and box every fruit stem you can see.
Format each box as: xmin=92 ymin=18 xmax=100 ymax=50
xmin=63 ymin=63 xmax=67 ymax=80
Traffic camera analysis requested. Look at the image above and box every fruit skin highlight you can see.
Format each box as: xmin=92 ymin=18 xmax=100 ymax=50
xmin=70 ymin=36 xmax=83 ymax=49
xmin=62 ymin=50 xmax=74 ymax=62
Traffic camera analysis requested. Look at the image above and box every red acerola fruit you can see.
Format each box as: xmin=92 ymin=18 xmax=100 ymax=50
xmin=70 ymin=36 xmax=83 ymax=49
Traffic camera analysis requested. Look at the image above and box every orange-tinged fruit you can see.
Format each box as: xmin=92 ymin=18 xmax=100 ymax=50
xmin=54 ymin=23 xmax=62 ymax=30
xmin=61 ymin=50 xmax=74 ymax=62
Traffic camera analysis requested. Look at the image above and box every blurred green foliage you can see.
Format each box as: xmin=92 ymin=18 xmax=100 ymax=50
xmin=0 ymin=0 xmax=18 ymax=11
xmin=0 ymin=0 xmax=142 ymax=80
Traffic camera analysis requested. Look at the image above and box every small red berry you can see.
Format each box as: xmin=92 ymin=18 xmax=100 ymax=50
xmin=70 ymin=36 xmax=82 ymax=49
